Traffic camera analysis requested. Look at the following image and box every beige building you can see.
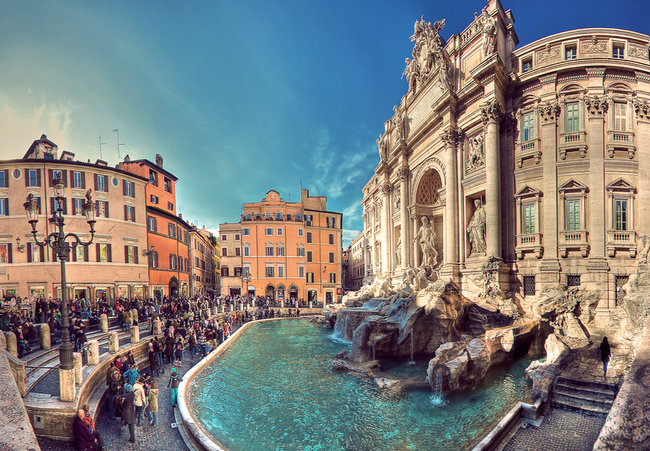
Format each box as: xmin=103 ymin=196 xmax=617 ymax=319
xmin=0 ymin=135 xmax=149 ymax=302
xmin=361 ymin=0 xmax=650 ymax=320
xmin=219 ymin=222 xmax=243 ymax=297
xmin=190 ymin=226 xmax=218 ymax=296
xmin=343 ymin=232 xmax=366 ymax=292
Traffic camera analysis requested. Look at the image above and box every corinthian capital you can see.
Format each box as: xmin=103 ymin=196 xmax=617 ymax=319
xmin=539 ymin=101 xmax=561 ymax=124
xmin=585 ymin=95 xmax=609 ymax=117
xmin=441 ymin=126 xmax=460 ymax=146
xmin=381 ymin=183 xmax=393 ymax=196
xmin=481 ymin=99 xmax=504 ymax=124
xmin=396 ymin=166 xmax=410 ymax=182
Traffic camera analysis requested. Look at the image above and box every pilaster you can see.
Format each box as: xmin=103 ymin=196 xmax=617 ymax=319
xmin=481 ymin=99 xmax=504 ymax=259
xmin=441 ymin=126 xmax=460 ymax=276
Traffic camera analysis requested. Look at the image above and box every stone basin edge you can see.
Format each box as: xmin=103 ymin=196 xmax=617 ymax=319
xmin=178 ymin=317 xmax=309 ymax=451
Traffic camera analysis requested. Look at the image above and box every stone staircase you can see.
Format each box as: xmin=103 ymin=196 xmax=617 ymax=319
xmin=551 ymin=376 xmax=618 ymax=417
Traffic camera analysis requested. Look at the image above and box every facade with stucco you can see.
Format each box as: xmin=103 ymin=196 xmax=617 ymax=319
xmin=361 ymin=0 xmax=650 ymax=319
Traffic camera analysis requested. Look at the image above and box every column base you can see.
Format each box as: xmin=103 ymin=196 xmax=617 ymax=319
xmin=439 ymin=264 xmax=460 ymax=284
xmin=59 ymin=368 xmax=76 ymax=402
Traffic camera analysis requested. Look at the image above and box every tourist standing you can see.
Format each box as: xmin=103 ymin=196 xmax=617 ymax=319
xmin=168 ymin=367 xmax=182 ymax=407
xmin=600 ymin=336 xmax=611 ymax=378
xmin=81 ymin=404 xmax=105 ymax=450
xmin=133 ymin=379 xmax=146 ymax=427
xmin=148 ymin=342 xmax=160 ymax=376
xmin=121 ymin=384 xmax=137 ymax=443
xmin=146 ymin=382 xmax=159 ymax=426
xmin=73 ymin=407 xmax=100 ymax=451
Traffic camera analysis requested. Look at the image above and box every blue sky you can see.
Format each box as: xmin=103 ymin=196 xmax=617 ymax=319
xmin=0 ymin=0 xmax=646 ymax=246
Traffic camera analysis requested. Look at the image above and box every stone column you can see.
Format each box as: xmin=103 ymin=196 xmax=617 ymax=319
xmin=381 ymin=182 xmax=392 ymax=275
xmin=482 ymin=100 xmax=504 ymax=259
xmin=73 ymin=352 xmax=83 ymax=386
xmin=442 ymin=127 xmax=459 ymax=267
xmin=108 ymin=331 xmax=119 ymax=353
xmin=411 ymin=212 xmax=419 ymax=267
xmin=153 ymin=318 xmax=162 ymax=336
xmin=59 ymin=368 xmax=75 ymax=402
xmin=6 ymin=332 xmax=17 ymax=357
xmin=87 ymin=340 xmax=99 ymax=365
xmin=100 ymin=314 xmax=108 ymax=333
xmin=131 ymin=326 xmax=140 ymax=344
xmin=40 ymin=323 xmax=51 ymax=350
xmin=398 ymin=166 xmax=410 ymax=270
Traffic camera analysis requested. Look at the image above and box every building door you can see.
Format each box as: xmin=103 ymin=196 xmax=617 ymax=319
xmin=615 ymin=275 xmax=628 ymax=306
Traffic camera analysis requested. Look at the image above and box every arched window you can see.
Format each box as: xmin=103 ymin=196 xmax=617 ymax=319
xmin=415 ymin=170 xmax=442 ymax=205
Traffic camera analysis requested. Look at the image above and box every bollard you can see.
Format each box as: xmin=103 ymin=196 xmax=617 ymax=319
xmin=0 ymin=331 xmax=6 ymax=350
xmin=100 ymin=314 xmax=108 ymax=333
xmin=6 ymin=331 xmax=17 ymax=357
xmin=309 ymin=301 xmax=313 ymax=309
xmin=131 ymin=309 xmax=139 ymax=324
xmin=108 ymin=331 xmax=119 ymax=353
xmin=59 ymin=368 xmax=76 ymax=402
xmin=131 ymin=326 xmax=140 ymax=344
xmin=280 ymin=300 xmax=284 ymax=309
xmin=40 ymin=323 xmax=51 ymax=350
xmin=153 ymin=318 xmax=162 ymax=336
xmin=126 ymin=310 xmax=134 ymax=327
xmin=73 ymin=352 xmax=83 ymax=386
xmin=87 ymin=340 xmax=99 ymax=365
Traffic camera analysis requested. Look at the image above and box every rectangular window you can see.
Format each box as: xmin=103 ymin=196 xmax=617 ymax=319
xmin=523 ymin=276 xmax=536 ymax=296
xmin=298 ymin=228 xmax=304 ymax=237
xmin=0 ymin=170 xmax=7 ymax=188
xmin=296 ymin=214 xmax=303 ymax=221
xmin=523 ymin=204 xmax=535 ymax=234
xmin=97 ymin=243 xmax=111 ymax=263
xmin=266 ymin=245 xmax=274 ymax=256
xmin=168 ymin=202 xmax=174 ymax=211
xmin=221 ymin=266 xmax=229 ymax=277
xmin=329 ymin=272 xmax=336 ymax=284
xmin=72 ymin=171 xmax=83 ymax=189
xmin=221 ymin=248 xmax=227 ymax=257
xmin=275 ymin=212 xmax=282 ymax=220
xmin=307 ymin=251 xmax=313 ymax=262
xmin=221 ymin=234 xmax=227 ymax=241
xmin=124 ymin=205 xmax=136 ymax=222
xmin=329 ymin=252 xmax=335 ymax=263
xmin=327 ymin=217 xmax=336 ymax=228
xmin=329 ymin=234 xmax=334 ymax=245
xmin=297 ymin=247 xmax=305 ymax=257
xmin=148 ymin=216 xmax=157 ymax=232
xmin=28 ymin=242 xmax=43 ymax=262
xmin=265 ymin=228 xmax=273 ymax=236
xmin=244 ymin=246 xmax=250 ymax=257
xmin=306 ymin=272 xmax=314 ymax=283
xmin=0 ymin=198 xmax=7 ymax=216
xmin=95 ymin=174 xmax=107 ymax=192
xmin=234 ymin=234 xmax=241 ymax=241
xmin=97 ymin=200 xmax=109 ymax=218
xmin=0 ymin=243 xmax=12 ymax=264
xmin=278 ymin=266 xmax=284 ymax=278
xmin=565 ymin=102 xmax=579 ymax=132
xmin=565 ymin=45 xmax=577 ymax=60
xmin=299 ymin=266 xmax=305 ymax=278
xmin=73 ymin=198 xmax=84 ymax=215
xmin=265 ymin=212 xmax=272 ymax=220
xmin=613 ymin=44 xmax=625 ymax=59
xmin=522 ymin=58 xmax=533 ymax=73
xmin=567 ymin=275 xmax=581 ymax=287
xmin=266 ymin=266 xmax=274 ymax=277
xmin=306 ymin=232 xmax=312 ymax=243
xmin=305 ymin=215 xmax=313 ymax=226
xmin=170 ymin=254 xmax=177 ymax=270
xmin=125 ymin=245 xmax=138 ymax=264
xmin=168 ymin=223 xmax=176 ymax=238
xmin=235 ymin=247 xmax=241 ymax=257
xmin=233 ymin=267 xmax=242 ymax=277
xmin=149 ymin=170 xmax=158 ymax=185
xmin=614 ymin=102 xmax=626 ymax=131
xmin=523 ymin=111 xmax=535 ymax=141
xmin=164 ymin=177 xmax=172 ymax=193
xmin=566 ymin=199 xmax=581 ymax=231
xmin=277 ymin=228 xmax=283 ymax=236
xmin=150 ymin=195 xmax=159 ymax=204
xmin=27 ymin=169 xmax=40 ymax=187
xmin=614 ymin=199 xmax=628 ymax=231
xmin=286 ymin=214 xmax=292 ymax=221
xmin=123 ymin=180 xmax=135 ymax=197
xmin=277 ymin=246 xmax=285 ymax=256
xmin=242 ymin=228 xmax=250 ymax=236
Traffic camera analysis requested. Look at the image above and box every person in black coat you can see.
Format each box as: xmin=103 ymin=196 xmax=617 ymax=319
xmin=148 ymin=341 xmax=160 ymax=376
xmin=121 ymin=384 xmax=137 ymax=443
xmin=73 ymin=408 xmax=98 ymax=451
xmin=165 ymin=335 xmax=175 ymax=364
xmin=600 ymin=336 xmax=611 ymax=378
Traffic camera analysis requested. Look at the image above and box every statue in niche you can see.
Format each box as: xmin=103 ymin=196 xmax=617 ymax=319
xmin=392 ymin=105 xmax=408 ymax=141
xmin=394 ymin=230 xmax=401 ymax=267
xmin=467 ymin=199 xmax=487 ymax=256
xmin=393 ymin=187 xmax=400 ymax=209
xmin=639 ymin=235 xmax=650 ymax=265
xmin=376 ymin=133 xmax=389 ymax=161
xmin=481 ymin=7 xmax=497 ymax=56
xmin=412 ymin=216 xmax=438 ymax=268
xmin=466 ymin=134 xmax=485 ymax=172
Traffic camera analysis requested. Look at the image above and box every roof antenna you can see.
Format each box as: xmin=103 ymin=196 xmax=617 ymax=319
xmin=98 ymin=135 xmax=107 ymax=160
xmin=112 ymin=129 xmax=126 ymax=161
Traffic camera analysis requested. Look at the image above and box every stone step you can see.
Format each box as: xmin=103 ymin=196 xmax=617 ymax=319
xmin=551 ymin=396 xmax=611 ymax=417
xmin=553 ymin=388 xmax=615 ymax=409
xmin=556 ymin=376 xmax=618 ymax=393
xmin=556 ymin=380 xmax=617 ymax=400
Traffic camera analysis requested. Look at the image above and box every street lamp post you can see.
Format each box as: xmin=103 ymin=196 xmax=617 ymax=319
xmin=23 ymin=176 xmax=96 ymax=374
xmin=240 ymin=268 xmax=251 ymax=310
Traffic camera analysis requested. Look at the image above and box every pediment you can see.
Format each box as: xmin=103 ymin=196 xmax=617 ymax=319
xmin=606 ymin=178 xmax=635 ymax=192
xmin=515 ymin=185 xmax=541 ymax=198
xmin=558 ymin=179 xmax=588 ymax=192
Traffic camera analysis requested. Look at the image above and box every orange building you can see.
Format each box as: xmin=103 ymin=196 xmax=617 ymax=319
xmin=119 ymin=155 xmax=191 ymax=300
xmin=190 ymin=226 xmax=218 ymax=296
xmin=234 ymin=189 xmax=342 ymax=304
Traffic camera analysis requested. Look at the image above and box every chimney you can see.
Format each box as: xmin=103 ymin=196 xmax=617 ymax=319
xmin=124 ymin=154 xmax=130 ymax=162
xmin=179 ymin=213 xmax=183 ymax=219
xmin=155 ymin=154 xmax=163 ymax=167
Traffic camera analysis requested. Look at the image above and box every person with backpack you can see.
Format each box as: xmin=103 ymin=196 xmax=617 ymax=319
xmin=167 ymin=367 xmax=182 ymax=407
xmin=174 ymin=336 xmax=184 ymax=367
xmin=146 ymin=382 xmax=159 ymax=427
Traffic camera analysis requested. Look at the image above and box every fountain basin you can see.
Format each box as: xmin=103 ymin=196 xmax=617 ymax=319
xmin=180 ymin=318 xmax=532 ymax=450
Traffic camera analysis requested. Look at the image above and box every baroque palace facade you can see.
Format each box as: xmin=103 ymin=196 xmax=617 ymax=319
xmin=362 ymin=0 xmax=650 ymax=318
xmin=0 ymin=135 xmax=218 ymax=302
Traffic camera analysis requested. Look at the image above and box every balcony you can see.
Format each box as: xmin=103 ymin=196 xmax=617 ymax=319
xmin=558 ymin=131 xmax=587 ymax=159
xmin=606 ymin=130 xmax=635 ymax=158
xmin=517 ymin=138 xmax=541 ymax=168
xmin=606 ymin=230 xmax=637 ymax=257
xmin=559 ymin=230 xmax=589 ymax=257
xmin=515 ymin=233 xmax=543 ymax=259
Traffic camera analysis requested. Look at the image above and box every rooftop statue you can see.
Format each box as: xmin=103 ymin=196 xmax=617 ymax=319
xmin=403 ymin=17 xmax=453 ymax=94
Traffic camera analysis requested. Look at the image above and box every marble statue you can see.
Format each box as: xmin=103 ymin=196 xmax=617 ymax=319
xmin=639 ymin=235 xmax=650 ymax=265
xmin=467 ymin=199 xmax=486 ymax=255
xmin=412 ymin=216 xmax=438 ymax=268
xmin=404 ymin=16 xmax=453 ymax=93
xmin=481 ymin=7 xmax=497 ymax=56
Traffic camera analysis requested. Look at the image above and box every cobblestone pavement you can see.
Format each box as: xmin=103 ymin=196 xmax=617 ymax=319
xmin=503 ymin=408 xmax=606 ymax=451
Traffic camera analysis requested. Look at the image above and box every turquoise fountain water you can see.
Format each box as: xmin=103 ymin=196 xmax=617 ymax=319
xmin=189 ymin=319 xmax=532 ymax=450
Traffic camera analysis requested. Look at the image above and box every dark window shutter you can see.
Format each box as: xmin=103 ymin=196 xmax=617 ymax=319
xmin=3 ymin=169 xmax=8 ymax=187
xmin=27 ymin=245 xmax=32 ymax=263
xmin=71 ymin=243 xmax=77 ymax=262
xmin=36 ymin=197 xmax=41 ymax=214
xmin=124 ymin=245 xmax=129 ymax=263
xmin=132 ymin=207 xmax=135 ymax=223
xmin=63 ymin=197 xmax=68 ymax=215
xmin=48 ymin=169 xmax=53 ymax=186
xmin=105 ymin=202 xmax=109 ymax=218
xmin=25 ymin=168 xmax=29 ymax=186
xmin=103 ymin=176 xmax=108 ymax=191
xmin=62 ymin=170 xmax=68 ymax=187
xmin=81 ymin=172 xmax=86 ymax=189
xmin=39 ymin=246 xmax=45 ymax=262
xmin=107 ymin=244 xmax=112 ymax=262
xmin=124 ymin=205 xmax=128 ymax=221
xmin=4 ymin=198 xmax=8 ymax=216
xmin=7 ymin=243 xmax=12 ymax=263
xmin=122 ymin=180 xmax=127 ymax=196
xmin=96 ymin=243 xmax=100 ymax=262
xmin=36 ymin=169 xmax=41 ymax=187
xmin=50 ymin=197 xmax=55 ymax=214
xmin=94 ymin=174 xmax=98 ymax=191
xmin=131 ymin=182 xmax=135 ymax=198
xmin=134 ymin=246 xmax=139 ymax=264
xmin=84 ymin=245 xmax=89 ymax=262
